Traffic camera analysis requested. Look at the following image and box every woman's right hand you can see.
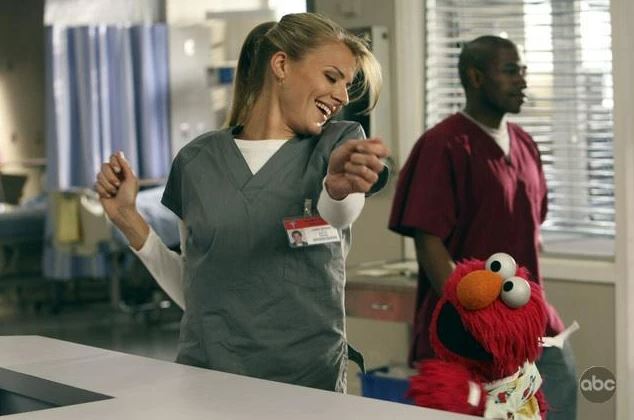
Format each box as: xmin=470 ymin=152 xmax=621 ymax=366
xmin=95 ymin=151 xmax=149 ymax=250
xmin=95 ymin=151 xmax=139 ymax=225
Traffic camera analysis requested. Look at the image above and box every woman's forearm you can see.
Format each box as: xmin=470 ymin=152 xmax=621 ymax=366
xmin=110 ymin=206 xmax=150 ymax=250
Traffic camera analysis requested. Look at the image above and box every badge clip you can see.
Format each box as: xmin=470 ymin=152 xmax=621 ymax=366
xmin=303 ymin=198 xmax=313 ymax=217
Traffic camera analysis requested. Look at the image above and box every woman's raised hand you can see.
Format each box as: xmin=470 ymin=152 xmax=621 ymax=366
xmin=325 ymin=137 xmax=390 ymax=200
xmin=95 ymin=152 xmax=139 ymax=225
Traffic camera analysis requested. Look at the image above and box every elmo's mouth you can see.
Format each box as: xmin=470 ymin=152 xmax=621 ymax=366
xmin=437 ymin=302 xmax=492 ymax=361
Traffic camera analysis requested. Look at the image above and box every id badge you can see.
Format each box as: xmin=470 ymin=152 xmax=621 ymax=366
xmin=283 ymin=216 xmax=340 ymax=248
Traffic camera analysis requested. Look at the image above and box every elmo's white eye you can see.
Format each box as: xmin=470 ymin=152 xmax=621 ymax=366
xmin=485 ymin=252 xmax=517 ymax=279
xmin=500 ymin=276 xmax=531 ymax=308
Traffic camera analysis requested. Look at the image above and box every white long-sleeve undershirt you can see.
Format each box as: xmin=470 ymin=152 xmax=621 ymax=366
xmin=131 ymin=139 xmax=365 ymax=309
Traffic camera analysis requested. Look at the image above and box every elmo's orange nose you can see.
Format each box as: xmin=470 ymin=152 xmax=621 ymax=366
xmin=456 ymin=270 xmax=503 ymax=310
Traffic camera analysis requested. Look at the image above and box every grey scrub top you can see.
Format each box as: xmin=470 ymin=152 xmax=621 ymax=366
xmin=161 ymin=121 xmax=387 ymax=392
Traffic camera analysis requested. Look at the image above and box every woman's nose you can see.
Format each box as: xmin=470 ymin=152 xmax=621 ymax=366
xmin=334 ymin=83 xmax=349 ymax=107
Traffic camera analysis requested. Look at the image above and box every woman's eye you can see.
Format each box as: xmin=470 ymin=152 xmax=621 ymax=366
xmin=325 ymin=74 xmax=336 ymax=83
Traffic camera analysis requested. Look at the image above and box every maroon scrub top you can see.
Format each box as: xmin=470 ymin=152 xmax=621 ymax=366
xmin=389 ymin=113 xmax=564 ymax=361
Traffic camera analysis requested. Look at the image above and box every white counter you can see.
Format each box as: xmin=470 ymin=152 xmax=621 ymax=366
xmin=0 ymin=336 xmax=474 ymax=419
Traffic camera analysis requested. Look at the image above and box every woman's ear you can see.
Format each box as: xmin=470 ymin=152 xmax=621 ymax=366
xmin=270 ymin=51 xmax=288 ymax=82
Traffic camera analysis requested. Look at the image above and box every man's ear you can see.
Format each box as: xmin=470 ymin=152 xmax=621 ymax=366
xmin=467 ymin=66 xmax=484 ymax=89
xmin=270 ymin=51 xmax=289 ymax=81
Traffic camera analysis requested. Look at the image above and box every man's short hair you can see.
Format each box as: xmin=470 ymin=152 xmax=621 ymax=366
xmin=458 ymin=36 xmax=518 ymax=90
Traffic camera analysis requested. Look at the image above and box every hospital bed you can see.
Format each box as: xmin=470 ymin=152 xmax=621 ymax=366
xmin=0 ymin=194 xmax=48 ymax=308
xmin=47 ymin=184 xmax=181 ymax=319
xmin=0 ymin=182 xmax=180 ymax=318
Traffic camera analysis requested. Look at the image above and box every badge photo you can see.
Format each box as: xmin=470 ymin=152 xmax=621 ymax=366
xmin=283 ymin=216 xmax=340 ymax=248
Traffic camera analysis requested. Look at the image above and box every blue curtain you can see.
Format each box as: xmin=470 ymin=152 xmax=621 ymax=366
xmin=44 ymin=24 xmax=170 ymax=279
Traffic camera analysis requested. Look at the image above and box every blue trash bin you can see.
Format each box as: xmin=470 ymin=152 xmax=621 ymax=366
xmin=358 ymin=365 xmax=415 ymax=404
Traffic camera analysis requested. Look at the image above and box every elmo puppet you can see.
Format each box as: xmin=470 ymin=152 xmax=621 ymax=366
xmin=408 ymin=252 xmax=548 ymax=419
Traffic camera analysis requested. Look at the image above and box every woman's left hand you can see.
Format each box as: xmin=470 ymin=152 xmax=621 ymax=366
xmin=325 ymin=137 xmax=390 ymax=200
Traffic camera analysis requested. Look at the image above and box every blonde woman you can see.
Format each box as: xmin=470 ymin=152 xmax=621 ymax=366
xmin=96 ymin=13 xmax=389 ymax=392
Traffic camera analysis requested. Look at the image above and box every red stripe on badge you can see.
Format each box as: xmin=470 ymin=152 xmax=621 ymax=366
xmin=283 ymin=216 xmax=329 ymax=229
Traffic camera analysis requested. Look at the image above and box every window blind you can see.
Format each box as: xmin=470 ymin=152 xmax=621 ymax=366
xmin=425 ymin=0 xmax=614 ymax=237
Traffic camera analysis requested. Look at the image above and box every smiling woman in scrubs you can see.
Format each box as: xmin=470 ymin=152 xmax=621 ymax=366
xmin=95 ymin=13 xmax=389 ymax=392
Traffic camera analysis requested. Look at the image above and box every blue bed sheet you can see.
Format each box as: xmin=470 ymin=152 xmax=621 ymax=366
xmin=112 ymin=186 xmax=180 ymax=249
xmin=0 ymin=195 xmax=47 ymax=243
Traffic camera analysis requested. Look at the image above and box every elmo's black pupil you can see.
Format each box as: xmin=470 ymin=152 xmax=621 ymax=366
xmin=491 ymin=261 xmax=501 ymax=272
xmin=503 ymin=281 xmax=513 ymax=292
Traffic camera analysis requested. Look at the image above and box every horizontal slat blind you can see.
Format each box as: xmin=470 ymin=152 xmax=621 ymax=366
xmin=425 ymin=0 xmax=614 ymax=236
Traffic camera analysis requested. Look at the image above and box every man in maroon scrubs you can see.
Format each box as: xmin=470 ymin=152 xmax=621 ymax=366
xmin=389 ymin=36 xmax=577 ymax=419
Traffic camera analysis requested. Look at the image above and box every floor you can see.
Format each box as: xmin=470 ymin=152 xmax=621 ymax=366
xmin=0 ymin=284 xmax=181 ymax=363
